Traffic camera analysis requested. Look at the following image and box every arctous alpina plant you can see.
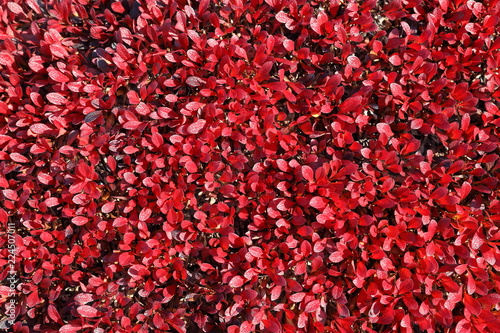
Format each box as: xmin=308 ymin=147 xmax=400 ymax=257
xmin=0 ymin=0 xmax=499 ymax=332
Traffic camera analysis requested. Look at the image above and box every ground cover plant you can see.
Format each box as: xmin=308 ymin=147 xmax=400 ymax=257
xmin=0 ymin=0 xmax=500 ymax=332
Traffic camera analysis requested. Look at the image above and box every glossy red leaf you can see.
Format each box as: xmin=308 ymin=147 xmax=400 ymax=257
xmin=77 ymin=305 xmax=99 ymax=317
xmin=186 ymin=76 xmax=205 ymax=87
xmin=375 ymin=198 xmax=396 ymax=208
xmin=48 ymin=70 xmax=70 ymax=82
xmin=187 ymin=119 xmax=207 ymax=134
xmin=30 ymin=123 xmax=52 ymax=134
xmin=310 ymin=196 xmax=327 ymax=209
xmin=241 ymin=321 xmax=253 ymax=333
xmin=72 ymin=216 xmax=89 ymax=226
xmin=123 ymin=121 xmax=143 ymax=130
xmin=7 ymin=2 xmax=23 ymax=14
xmin=304 ymin=299 xmax=320 ymax=313
xmin=101 ymin=202 xmax=115 ymax=214
xmin=229 ymin=275 xmax=245 ymax=288
xmin=347 ymin=55 xmax=361 ymax=68
xmin=74 ymin=293 xmax=95 ymax=304
xmin=248 ymin=246 xmax=263 ymax=258
xmin=376 ymin=123 xmax=394 ymax=137
xmin=10 ymin=153 xmax=28 ymax=163
xmin=59 ymin=325 xmax=82 ymax=333
xmin=302 ymin=165 xmax=314 ymax=182
xmin=430 ymin=187 xmax=448 ymax=199
xmin=290 ymin=292 xmax=305 ymax=302
xmin=139 ymin=207 xmax=152 ymax=221
xmin=48 ymin=304 xmax=62 ymax=323
xmin=464 ymin=293 xmax=481 ymax=315
xmin=46 ymin=92 xmax=67 ymax=105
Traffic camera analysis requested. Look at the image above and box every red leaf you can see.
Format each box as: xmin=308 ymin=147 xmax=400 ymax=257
xmin=10 ymin=153 xmax=29 ymax=163
xmin=186 ymin=76 xmax=205 ymax=87
xmin=430 ymin=187 xmax=448 ymax=199
xmin=263 ymin=319 xmax=280 ymax=332
xmin=329 ymin=252 xmax=344 ymax=263
xmin=0 ymin=52 xmax=15 ymax=66
xmin=241 ymin=321 xmax=253 ymax=333
xmin=123 ymin=121 xmax=142 ymax=130
xmin=153 ymin=313 xmax=165 ymax=329
xmin=471 ymin=233 xmax=484 ymax=250
xmin=185 ymin=102 xmax=205 ymax=111
xmin=48 ymin=304 xmax=62 ymax=323
xmin=74 ymin=293 xmax=95 ymax=304
xmin=389 ymin=54 xmax=402 ymax=66
xmin=390 ymin=83 xmax=405 ymax=99
xmin=437 ymin=195 xmax=459 ymax=205
xmin=185 ymin=160 xmax=197 ymax=173
xmin=263 ymin=81 xmax=287 ymax=91
xmin=136 ymin=102 xmax=150 ymax=115
xmin=411 ymin=119 xmax=423 ymax=129
xmin=46 ymin=92 xmax=67 ymax=105
xmin=69 ymin=182 xmax=85 ymax=194
xmin=456 ymin=319 xmax=471 ymax=333
xmin=187 ymin=49 xmax=202 ymax=62
xmin=375 ymin=198 xmax=396 ymax=208
xmin=381 ymin=178 xmax=395 ymax=192
xmin=119 ymin=252 xmax=135 ymax=266
xmin=248 ymin=246 xmax=263 ymax=258
xmin=347 ymin=55 xmax=361 ymax=68
xmin=30 ymin=123 xmax=52 ymax=134
xmin=290 ymin=292 xmax=305 ymax=302
xmin=59 ymin=324 xmax=82 ymax=333
xmin=229 ymin=275 xmax=245 ymax=288
xmin=276 ymin=11 xmax=293 ymax=24
xmin=479 ymin=293 xmax=500 ymax=305
xmin=187 ymin=119 xmax=207 ymax=134
xmin=255 ymin=61 xmax=273 ymax=81
xmin=48 ymin=70 xmax=70 ymax=82
xmin=430 ymin=114 xmax=450 ymax=130
xmin=0 ymin=208 xmax=8 ymax=223
xmin=304 ymin=299 xmax=320 ymax=313
xmin=334 ymin=164 xmax=357 ymax=180
xmin=72 ymin=216 xmax=89 ymax=226
xmin=295 ymin=261 xmax=307 ymax=274
xmin=464 ymin=293 xmax=481 ymax=315
xmin=241 ymin=289 xmax=258 ymax=300
xmin=310 ymin=196 xmax=327 ymax=209
xmin=50 ymin=44 xmax=69 ymax=58
xmin=359 ymin=215 xmax=374 ymax=226
xmin=376 ymin=123 xmax=394 ymax=137
xmin=151 ymin=132 xmax=164 ymax=147
xmin=45 ymin=197 xmax=59 ymax=207
xmin=441 ymin=276 xmax=460 ymax=293
xmin=302 ymin=165 xmax=314 ymax=182
xmin=220 ymin=184 xmax=235 ymax=195
xmin=380 ymin=258 xmax=394 ymax=271
xmin=77 ymin=305 xmax=99 ymax=318
xmin=2 ymin=189 xmax=18 ymax=201
xmin=400 ymin=314 xmax=410 ymax=328
xmin=7 ymin=2 xmax=24 ymax=14
xmin=139 ymin=207 xmax=152 ymax=221
xmin=297 ymin=226 xmax=313 ymax=237
xmin=276 ymin=159 xmax=289 ymax=172
xmin=339 ymin=96 xmax=363 ymax=113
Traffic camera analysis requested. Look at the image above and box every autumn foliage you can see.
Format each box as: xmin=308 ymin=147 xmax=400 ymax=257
xmin=1 ymin=0 xmax=500 ymax=332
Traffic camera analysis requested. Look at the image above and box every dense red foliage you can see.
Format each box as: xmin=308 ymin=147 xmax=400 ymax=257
xmin=1 ymin=0 xmax=500 ymax=332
